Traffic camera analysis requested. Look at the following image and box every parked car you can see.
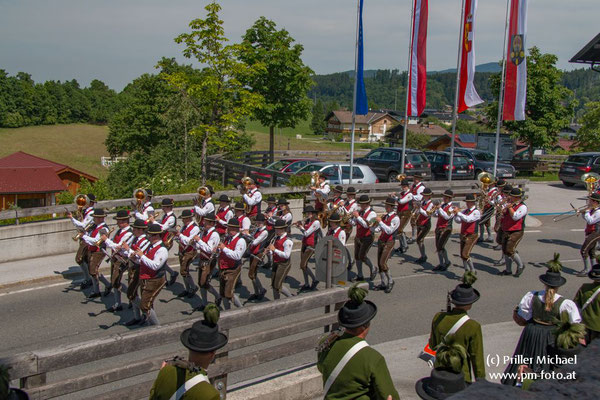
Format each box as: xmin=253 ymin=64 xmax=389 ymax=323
xmin=354 ymin=148 xmax=432 ymax=182
xmin=452 ymin=149 xmax=516 ymax=179
xmin=424 ymin=151 xmax=474 ymax=180
xmin=558 ymin=152 xmax=600 ymax=187
xmin=295 ymin=162 xmax=379 ymax=185
xmin=253 ymin=158 xmax=320 ymax=184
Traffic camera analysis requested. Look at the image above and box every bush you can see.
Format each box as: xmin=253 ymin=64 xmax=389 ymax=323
xmin=56 ymin=191 xmax=74 ymax=205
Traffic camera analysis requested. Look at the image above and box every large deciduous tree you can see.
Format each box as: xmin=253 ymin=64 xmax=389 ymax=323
xmin=310 ymin=99 xmax=326 ymax=135
xmin=575 ymin=101 xmax=600 ymax=151
xmin=485 ymin=47 xmax=575 ymax=160
xmin=159 ymin=1 xmax=261 ymax=183
xmin=239 ymin=16 xmax=313 ymax=163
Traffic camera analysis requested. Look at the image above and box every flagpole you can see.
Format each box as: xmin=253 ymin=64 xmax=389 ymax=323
xmin=401 ymin=0 xmax=416 ymax=175
xmin=349 ymin=0 xmax=361 ymax=185
xmin=449 ymin=0 xmax=467 ymax=182
xmin=494 ymin=0 xmax=511 ymax=176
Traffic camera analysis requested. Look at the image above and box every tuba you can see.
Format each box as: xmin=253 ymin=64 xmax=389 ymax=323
xmin=73 ymin=194 xmax=89 ymax=219
xmin=396 ymin=173 xmax=406 ymax=182
xmin=132 ymin=188 xmax=147 ymax=212
xmin=239 ymin=177 xmax=254 ymax=195
xmin=163 ymin=226 xmax=181 ymax=250
xmin=476 ymin=172 xmax=495 ymax=211
xmin=195 ymin=186 xmax=210 ymax=205
xmin=581 ymin=172 xmax=600 ymax=196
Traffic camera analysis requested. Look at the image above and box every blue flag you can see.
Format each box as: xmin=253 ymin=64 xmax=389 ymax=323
xmin=355 ymin=0 xmax=368 ymax=115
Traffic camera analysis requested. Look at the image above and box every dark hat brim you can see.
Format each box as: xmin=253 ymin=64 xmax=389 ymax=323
xmin=132 ymin=224 xmax=148 ymax=230
xmin=179 ymin=213 xmax=193 ymax=219
xmin=588 ymin=270 xmax=600 ymax=280
xmin=114 ymin=215 xmax=131 ymax=220
xmin=539 ymin=274 xmax=567 ymax=288
xmin=415 ymin=377 xmax=438 ymax=400
xmin=338 ymin=300 xmax=377 ymax=328
xmin=93 ymin=213 xmax=107 ymax=218
xmin=358 ymin=198 xmax=371 ymax=204
xmin=227 ymin=222 xmax=240 ymax=228
xmin=203 ymin=217 xmax=216 ymax=222
xmin=180 ymin=328 xmax=228 ymax=353
xmin=450 ymin=288 xmax=481 ymax=306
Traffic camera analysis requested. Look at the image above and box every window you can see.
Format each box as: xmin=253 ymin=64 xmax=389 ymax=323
xmin=341 ymin=166 xmax=365 ymax=179
xmin=382 ymin=151 xmax=400 ymax=161
xmin=367 ymin=151 xmax=383 ymax=160
xmin=17 ymin=198 xmax=45 ymax=208
xmin=594 ymin=158 xmax=600 ymax=165
xmin=321 ymin=166 xmax=338 ymax=179
xmin=453 ymin=156 xmax=470 ymax=166
xmin=266 ymin=160 xmax=290 ymax=170
xmin=287 ymin=161 xmax=309 ymax=172
xmin=407 ymin=153 xmax=428 ymax=165
xmin=473 ymin=152 xmax=495 ymax=161
xmin=566 ymin=155 xmax=591 ymax=164
xmin=296 ymin=164 xmax=322 ymax=173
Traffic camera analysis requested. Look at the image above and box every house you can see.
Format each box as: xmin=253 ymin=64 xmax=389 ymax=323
xmin=0 ymin=152 xmax=97 ymax=210
xmin=425 ymin=134 xmax=477 ymax=151
xmin=421 ymin=110 xmax=477 ymax=125
xmin=385 ymin=122 xmax=450 ymax=146
xmin=558 ymin=124 xmax=581 ymax=140
xmin=324 ymin=110 xmax=400 ymax=142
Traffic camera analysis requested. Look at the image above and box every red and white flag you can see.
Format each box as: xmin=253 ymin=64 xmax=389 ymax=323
xmin=503 ymin=0 xmax=528 ymax=121
xmin=457 ymin=0 xmax=483 ymax=113
xmin=407 ymin=0 xmax=428 ymax=117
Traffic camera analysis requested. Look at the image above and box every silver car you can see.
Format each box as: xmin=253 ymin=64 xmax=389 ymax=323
xmin=295 ymin=162 xmax=379 ymax=184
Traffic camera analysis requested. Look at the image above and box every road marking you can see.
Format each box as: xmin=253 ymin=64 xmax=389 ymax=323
xmin=570 ymin=229 xmax=585 ymax=232
xmin=0 ymin=281 xmax=76 ymax=297
xmin=525 ymin=230 xmax=542 ymax=233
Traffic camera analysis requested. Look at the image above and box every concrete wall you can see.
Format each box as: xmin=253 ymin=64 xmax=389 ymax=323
xmin=0 ymin=199 xmax=305 ymax=263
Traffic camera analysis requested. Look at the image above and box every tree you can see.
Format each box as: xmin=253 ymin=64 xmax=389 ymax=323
xmin=575 ymin=102 xmax=600 ymax=151
xmin=159 ymin=2 xmax=261 ymax=183
xmin=406 ymin=131 xmax=430 ymax=150
xmin=485 ymin=47 xmax=575 ymax=160
xmin=239 ymin=16 xmax=314 ymax=163
xmin=310 ymin=99 xmax=326 ymax=135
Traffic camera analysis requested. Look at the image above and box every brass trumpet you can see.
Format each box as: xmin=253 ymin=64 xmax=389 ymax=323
xmin=369 ymin=213 xmax=385 ymax=227
xmin=145 ymin=211 xmax=160 ymax=224
xmin=72 ymin=222 xmax=94 ymax=241
xmin=94 ymin=227 xmax=115 ymax=247
xmin=163 ymin=225 xmax=181 ymax=249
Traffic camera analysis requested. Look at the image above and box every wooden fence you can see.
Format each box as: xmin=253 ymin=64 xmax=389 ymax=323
xmin=0 ymin=283 xmax=363 ymax=400
xmin=229 ymin=150 xmax=370 ymax=168
xmin=511 ymin=155 xmax=567 ymax=175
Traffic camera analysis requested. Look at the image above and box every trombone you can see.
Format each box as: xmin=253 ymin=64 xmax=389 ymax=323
xmin=553 ymin=203 xmax=588 ymax=222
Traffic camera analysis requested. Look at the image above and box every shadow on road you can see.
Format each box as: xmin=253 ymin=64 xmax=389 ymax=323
xmin=537 ymin=238 xmax=580 ymax=250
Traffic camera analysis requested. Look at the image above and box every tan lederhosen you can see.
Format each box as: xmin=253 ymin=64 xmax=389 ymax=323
xmin=299 ymin=244 xmax=314 ymax=271
xmin=87 ymin=251 xmax=105 ymax=278
xmin=435 ymin=228 xmax=452 ymax=252
xmin=110 ymin=257 xmax=127 ymax=289
xmin=220 ymin=266 xmax=241 ymax=298
xmin=198 ymin=257 xmax=216 ymax=288
xmin=76 ymin=241 xmax=88 ymax=265
xmin=354 ymin=235 xmax=374 ymax=262
xmin=272 ymin=259 xmax=291 ymax=291
xmin=398 ymin=210 xmax=412 ymax=235
xmin=416 ymin=220 xmax=431 ymax=245
xmin=460 ymin=233 xmax=478 ymax=260
xmin=126 ymin=261 xmax=140 ymax=301
xmin=179 ymin=250 xmax=197 ymax=277
xmin=581 ymin=231 xmax=600 ymax=258
xmin=140 ymin=276 xmax=166 ymax=313
xmin=377 ymin=239 xmax=395 ymax=272
xmin=502 ymin=230 xmax=524 ymax=257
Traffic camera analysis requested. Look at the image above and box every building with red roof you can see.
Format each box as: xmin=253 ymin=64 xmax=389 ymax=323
xmin=0 ymin=152 xmax=97 ymax=210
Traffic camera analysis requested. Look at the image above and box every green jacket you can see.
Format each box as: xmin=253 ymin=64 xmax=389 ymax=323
xmin=149 ymin=358 xmax=219 ymax=400
xmin=574 ymin=282 xmax=600 ymax=333
xmin=429 ymin=309 xmax=485 ymax=382
xmin=317 ymin=333 xmax=399 ymax=400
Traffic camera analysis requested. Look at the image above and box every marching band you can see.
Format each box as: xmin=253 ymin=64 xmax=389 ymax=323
xmin=67 ymin=173 xmax=542 ymax=327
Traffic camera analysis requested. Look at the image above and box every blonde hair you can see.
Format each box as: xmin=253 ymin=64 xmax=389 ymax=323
xmin=544 ymin=286 xmax=557 ymax=312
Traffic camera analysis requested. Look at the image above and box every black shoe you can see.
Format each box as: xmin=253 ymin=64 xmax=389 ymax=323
xmin=497 ymin=270 xmax=512 ymax=276
xmin=110 ymin=304 xmax=123 ymax=312
xmin=416 ymin=256 xmax=427 ymax=264
xmin=177 ymin=290 xmax=190 ymax=298
xmin=103 ymin=285 xmax=112 ymax=297
xmin=124 ymin=318 xmax=141 ymax=326
xmin=247 ymin=294 xmax=259 ymax=302
xmin=257 ymin=288 xmax=267 ymax=300
xmin=406 ymin=238 xmax=415 ymax=244
xmin=432 ymin=265 xmax=442 ymax=271
xmin=310 ymin=280 xmax=320 ymax=291
xmin=373 ymin=284 xmax=386 ymax=291
xmin=477 ymin=238 xmax=484 ymax=243
xmin=384 ymin=280 xmax=395 ymax=294
xmin=514 ymin=267 xmax=524 ymax=278
xmin=168 ymin=272 xmax=179 ymax=286
xmin=298 ymin=284 xmax=311 ymax=293
xmin=576 ymin=270 xmax=589 ymax=277
xmin=186 ymin=288 xmax=198 ymax=298
xmin=492 ymin=245 xmax=502 ymax=250
xmin=351 ymin=276 xmax=365 ymax=282
xmin=484 ymin=238 xmax=494 ymax=243
xmin=369 ymin=269 xmax=377 ymax=281
xmin=440 ymin=262 xmax=450 ymax=271
xmin=87 ymin=292 xmax=101 ymax=299
xmin=194 ymin=304 xmax=206 ymax=312
xmin=138 ymin=315 xmax=149 ymax=326
xmin=215 ymin=297 xmax=222 ymax=308
xmin=79 ymin=280 xmax=92 ymax=290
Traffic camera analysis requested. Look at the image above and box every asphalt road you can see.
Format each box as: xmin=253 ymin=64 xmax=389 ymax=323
xmin=0 ymin=214 xmax=593 ymax=398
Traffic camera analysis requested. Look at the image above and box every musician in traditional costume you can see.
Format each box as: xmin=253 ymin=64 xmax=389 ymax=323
xmin=81 ymin=209 xmax=112 ymax=299
xmin=276 ymin=198 xmax=293 ymax=227
xmin=176 ymin=209 xmax=200 ymax=299
xmin=577 ymin=192 xmax=600 ymax=277
xmin=343 ymin=187 xmax=358 ymax=238
xmin=152 ymin=198 xmax=179 ymax=286
xmin=351 ymin=195 xmax=377 ymax=282
xmin=267 ymin=219 xmax=294 ymax=299
xmin=242 ymin=179 xmax=262 ymax=222
xmin=246 ymin=214 xmax=269 ymax=302
xmin=415 ymin=188 xmax=434 ymax=264
xmin=192 ymin=212 xmax=222 ymax=310
xmin=311 ymin=173 xmax=330 ymax=212
xmin=121 ymin=219 xmax=150 ymax=326
xmin=493 ymin=184 xmax=512 ymax=262
xmin=433 ymin=190 xmax=457 ymax=272
xmin=264 ymin=196 xmax=278 ymax=244
xmin=134 ymin=188 xmax=154 ymax=221
xmin=498 ymin=188 xmax=528 ymax=277
xmin=478 ymin=180 xmax=504 ymax=243
xmin=215 ymin=194 xmax=233 ymax=237
xmin=217 ymin=218 xmax=246 ymax=309
xmin=68 ymin=193 xmax=96 ymax=289
xmin=407 ymin=175 xmax=426 ymax=244
xmin=193 ymin=185 xmax=215 ymax=225
xmin=329 ymin=185 xmax=345 ymax=210
xmin=374 ymin=198 xmax=400 ymax=293
xmin=454 ymin=194 xmax=481 ymax=273
xmin=574 ymin=263 xmax=600 ymax=344
xmin=233 ymin=202 xmax=251 ymax=238
xmin=101 ymin=210 xmax=134 ymax=312
xmin=327 ymin=213 xmax=346 ymax=245
xmin=394 ymin=180 xmax=413 ymax=254
xmin=295 ymin=205 xmax=321 ymax=293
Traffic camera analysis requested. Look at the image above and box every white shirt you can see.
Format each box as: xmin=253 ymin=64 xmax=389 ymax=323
xmin=583 ymin=208 xmax=600 ymax=225
xmin=300 ymin=219 xmax=321 ymax=237
xmin=124 ymin=234 xmax=150 ymax=259
xmin=251 ymin=227 xmax=269 ymax=247
xmin=157 ymin=212 xmax=176 ymax=231
xmin=491 ymin=193 xmax=504 ymax=206
xmin=455 ymin=207 xmax=481 ymax=223
xmin=222 ymin=233 xmax=247 ymax=260
xmin=238 ymin=215 xmax=251 ymax=231
xmin=418 ymin=200 xmax=434 ymax=217
xmin=353 ymin=207 xmax=376 ymax=228
xmin=139 ymin=242 xmax=169 ymax=271
xmin=279 ymin=211 xmax=293 ymax=225
xmin=104 ymin=227 xmax=134 ymax=253
xmin=243 ymin=189 xmax=262 ymax=206
xmin=397 ymin=190 xmax=413 ymax=205
xmin=344 ymin=199 xmax=358 ymax=214
xmin=178 ymin=222 xmax=201 ymax=247
xmin=195 ymin=227 xmax=220 ymax=254
xmin=315 ymin=182 xmax=330 ymax=197
xmin=272 ymin=233 xmax=293 ymax=259
xmin=135 ymin=201 xmax=155 ymax=220
xmin=82 ymin=223 xmax=108 ymax=246
xmin=328 ymin=227 xmax=347 ymax=246
xmin=517 ymin=290 xmax=582 ymax=323
xmin=376 ymin=212 xmax=400 ymax=235
xmin=71 ymin=207 xmax=94 ymax=229
xmin=509 ymin=203 xmax=528 ymax=221
xmin=436 ymin=203 xmax=455 ymax=221
xmin=194 ymin=198 xmax=215 ymax=217
xmin=216 ymin=206 xmax=234 ymax=229
xmin=412 ymin=183 xmax=425 ymax=202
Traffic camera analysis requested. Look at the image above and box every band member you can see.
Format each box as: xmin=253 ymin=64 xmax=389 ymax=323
xmin=311 ymin=173 xmax=330 ymax=212
xmin=264 ymin=196 xmax=278 ymax=216
xmin=215 ymin=195 xmax=233 ymax=237
xmin=193 ymin=184 xmax=215 ymax=225
xmin=493 ymin=184 xmax=512 ymax=254
xmin=276 ymin=198 xmax=293 ymax=227
xmin=578 ymin=192 xmax=600 ymax=277
xmin=408 ymin=175 xmax=426 ymax=244
xmin=374 ymin=198 xmax=399 ymax=293
xmin=295 ymin=206 xmax=321 ymax=292
xmin=455 ymin=194 xmax=481 ymax=273
xmin=394 ymin=180 xmax=413 ymax=254
xmin=499 ymin=188 xmax=528 ymax=277
xmin=68 ymin=193 xmax=96 ymax=289
xmin=233 ymin=202 xmax=251 ymax=237
xmin=192 ymin=212 xmax=222 ymax=310
xmin=242 ymin=179 xmax=262 ymax=222
xmin=217 ymin=218 xmax=246 ymax=309
xmin=329 ymin=185 xmax=345 ymax=210
xmin=343 ymin=187 xmax=358 ymax=237
xmin=121 ymin=219 xmax=150 ymax=326
xmin=264 ymin=196 xmax=278 ymax=241
xmin=351 ymin=195 xmax=377 ymax=281
xmin=327 ymin=213 xmax=346 ymax=244
xmin=429 ymin=272 xmax=485 ymax=383
xmin=152 ymin=198 xmax=179 ymax=286
xmin=478 ymin=180 xmax=504 ymax=243
xmin=135 ymin=189 xmax=154 ymax=221
xmin=101 ymin=210 xmax=134 ymax=312
xmin=176 ymin=210 xmax=200 ymax=298
xmin=267 ymin=219 xmax=294 ymax=299
xmin=134 ymin=223 xmax=168 ymax=326
xmin=433 ymin=190 xmax=456 ymax=271
xmin=574 ymin=263 xmax=600 ymax=343
xmin=247 ymin=214 xmax=269 ymax=302
xmin=81 ymin=209 xmax=112 ymax=299
xmin=415 ymin=188 xmax=434 ymax=263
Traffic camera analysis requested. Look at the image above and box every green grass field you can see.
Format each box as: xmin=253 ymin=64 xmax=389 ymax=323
xmin=0 ymin=124 xmax=110 ymax=178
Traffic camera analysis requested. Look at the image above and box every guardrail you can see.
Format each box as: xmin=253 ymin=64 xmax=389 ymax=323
xmin=0 ymin=284 xmax=361 ymax=399
xmin=228 ymin=150 xmax=370 ymax=167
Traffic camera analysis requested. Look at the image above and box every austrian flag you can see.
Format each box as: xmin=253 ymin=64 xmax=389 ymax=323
xmin=407 ymin=0 xmax=428 ymax=117
xmin=503 ymin=0 xmax=529 ymax=121
xmin=457 ymin=0 xmax=483 ymax=113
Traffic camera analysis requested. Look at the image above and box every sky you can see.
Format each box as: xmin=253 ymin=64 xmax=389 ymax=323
xmin=0 ymin=0 xmax=597 ymax=91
